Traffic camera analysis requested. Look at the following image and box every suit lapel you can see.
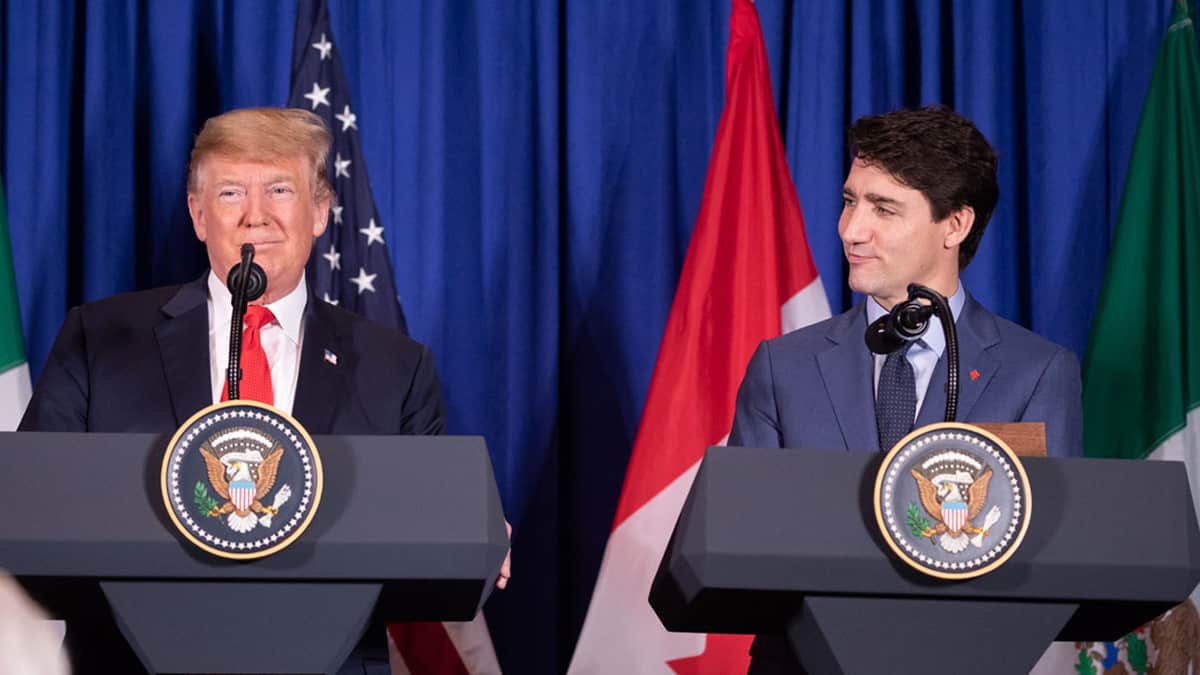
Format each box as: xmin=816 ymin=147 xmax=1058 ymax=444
xmin=155 ymin=278 xmax=212 ymax=426
xmin=816 ymin=304 xmax=881 ymax=453
xmin=292 ymin=297 xmax=346 ymax=434
xmin=915 ymin=293 xmax=999 ymax=426
xmin=950 ymin=294 xmax=999 ymax=421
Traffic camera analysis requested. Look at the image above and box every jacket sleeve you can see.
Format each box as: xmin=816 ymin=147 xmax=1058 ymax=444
xmin=398 ymin=343 xmax=448 ymax=435
xmin=728 ymin=340 xmax=783 ymax=449
xmin=18 ymin=307 xmax=89 ymax=432
xmin=1021 ymin=347 xmax=1083 ymax=457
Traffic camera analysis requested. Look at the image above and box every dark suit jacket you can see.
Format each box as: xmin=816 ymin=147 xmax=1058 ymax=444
xmin=731 ymin=293 xmax=1082 ymax=674
xmin=19 ymin=276 xmax=446 ymax=435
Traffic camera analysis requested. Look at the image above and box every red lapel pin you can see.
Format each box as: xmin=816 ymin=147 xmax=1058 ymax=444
xmin=969 ymin=369 xmax=980 ymax=381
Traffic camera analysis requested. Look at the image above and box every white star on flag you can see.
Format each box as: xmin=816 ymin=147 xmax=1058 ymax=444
xmin=322 ymin=292 xmax=339 ymax=306
xmin=330 ymin=203 xmax=343 ymax=224
xmin=322 ymin=245 xmax=341 ymax=270
xmin=335 ymin=105 xmax=357 ymax=131
xmin=359 ymin=218 xmax=385 ymax=246
xmin=311 ymin=33 xmax=333 ymax=60
xmin=334 ymin=153 xmax=352 ymax=178
xmin=350 ymin=267 xmax=377 ymax=294
xmin=303 ymin=82 xmax=331 ymax=110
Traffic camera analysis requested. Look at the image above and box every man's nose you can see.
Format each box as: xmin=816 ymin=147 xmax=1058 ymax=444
xmin=242 ymin=191 xmax=269 ymax=227
xmin=839 ymin=206 xmax=870 ymax=243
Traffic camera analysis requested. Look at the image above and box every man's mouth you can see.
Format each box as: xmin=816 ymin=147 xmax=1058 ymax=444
xmin=242 ymin=240 xmax=281 ymax=249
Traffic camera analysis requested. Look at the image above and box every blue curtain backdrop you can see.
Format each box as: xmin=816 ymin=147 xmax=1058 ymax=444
xmin=1 ymin=1 xmax=1173 ymax=672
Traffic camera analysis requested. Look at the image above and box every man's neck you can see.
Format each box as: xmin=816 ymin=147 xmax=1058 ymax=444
xmin=871 ymin=279 xmax=960 ymax=311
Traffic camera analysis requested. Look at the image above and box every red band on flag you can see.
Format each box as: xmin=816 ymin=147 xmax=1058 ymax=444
xmin=570 ymin=1 xmax=831 ymax=673
xmin=612 ymin=0 xmax=822 ymax=529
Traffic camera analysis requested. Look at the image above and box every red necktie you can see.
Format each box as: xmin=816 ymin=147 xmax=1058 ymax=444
xmin=221 ymin=305 xmax=276 ymax=405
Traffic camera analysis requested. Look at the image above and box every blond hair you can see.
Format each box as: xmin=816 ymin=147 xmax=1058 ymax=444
xmin=187 ymin=107 xmax=333 ymax=201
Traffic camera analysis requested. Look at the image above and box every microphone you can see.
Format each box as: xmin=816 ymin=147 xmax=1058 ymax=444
xmin=864 ymin=284 xmax=960 ymax=422
xmin=865 ymin=300 xmax=935 ymax=354
xmin=227 ymin=245 xmax=267 ymax=304
xmin=225 ymin=244 xmax=268 ymax=401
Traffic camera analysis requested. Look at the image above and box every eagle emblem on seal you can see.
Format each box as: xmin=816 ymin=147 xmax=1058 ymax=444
xmin=195 ymin=428 xmax=293 ymax=533
xmin=908 ymin=449 xmax=1003 ymax=553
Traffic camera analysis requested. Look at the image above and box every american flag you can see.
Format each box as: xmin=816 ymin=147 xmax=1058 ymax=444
xmin=286 ymin=3 xmax=500 ymax=673
xmin=288 ymin=0 xmax=408 ymax=335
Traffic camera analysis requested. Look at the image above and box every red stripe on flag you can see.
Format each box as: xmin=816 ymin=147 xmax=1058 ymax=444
xmin=387 ymin=622 xmax=469 ymax=675
xmin=611 ymin=0 xmax=822 ymax=530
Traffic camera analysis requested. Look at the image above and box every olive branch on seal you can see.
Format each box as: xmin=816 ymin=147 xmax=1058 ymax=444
xmin=193 ymin=481 xmax=220 ymax=517
xmin=906 ymin=502 xmax=935 ymax=538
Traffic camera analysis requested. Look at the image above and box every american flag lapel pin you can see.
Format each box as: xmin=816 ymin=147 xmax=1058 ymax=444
xmin=324 ymin=349 xmax=339 ymax=366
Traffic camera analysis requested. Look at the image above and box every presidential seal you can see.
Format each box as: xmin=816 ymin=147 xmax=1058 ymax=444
xmin=161 ymin=400 xmax=323 ymax=560
xmin=873 ymin=422 xmax=1031 ymax=580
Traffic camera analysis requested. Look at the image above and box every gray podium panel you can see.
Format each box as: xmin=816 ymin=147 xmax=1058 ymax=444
xmin=651 ymin=446 xmax=1200 ymax=674
xmin=0 ymin=432 xmax=508 ymax=674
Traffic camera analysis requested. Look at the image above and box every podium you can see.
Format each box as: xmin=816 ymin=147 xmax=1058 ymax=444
xmin=0 ymin=432 xmax=508 ymax=674
xmin=650 ymin=446 xmax=1200 ymax=675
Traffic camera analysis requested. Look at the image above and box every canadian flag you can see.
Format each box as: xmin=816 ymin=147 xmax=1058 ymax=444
xmin=568 ymin=0 xmax=830 ymax=672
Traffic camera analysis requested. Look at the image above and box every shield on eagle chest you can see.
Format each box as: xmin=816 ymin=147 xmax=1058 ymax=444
xmin=230 ymin=480 xmax=255 ymax=512
xmin=942 ymin=500 xmax=967 ymax=534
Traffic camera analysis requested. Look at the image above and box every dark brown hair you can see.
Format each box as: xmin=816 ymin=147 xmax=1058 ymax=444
xmin=848 ymin=105 xmax=999 ymax=270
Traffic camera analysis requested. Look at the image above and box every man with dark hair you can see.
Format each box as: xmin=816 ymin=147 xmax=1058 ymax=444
xmin=731 ymin=105 xmax=1081 ymax=673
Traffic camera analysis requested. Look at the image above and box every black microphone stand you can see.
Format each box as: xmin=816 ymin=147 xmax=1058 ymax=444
xmin=864 ymin=283 xmax=960 ymax=422
xmin=225 ymin=244 xmax=267 ymax=401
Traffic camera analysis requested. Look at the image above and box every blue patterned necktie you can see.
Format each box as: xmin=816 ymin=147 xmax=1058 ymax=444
xmin=876 ymin=343 xmax=916 ymax=451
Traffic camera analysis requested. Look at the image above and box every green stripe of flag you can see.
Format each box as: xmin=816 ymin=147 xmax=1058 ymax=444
xmin=1082 ymin=0 xmax=1200 ymax=460
xmin=0 ymin=178 xmax=25 ymax=373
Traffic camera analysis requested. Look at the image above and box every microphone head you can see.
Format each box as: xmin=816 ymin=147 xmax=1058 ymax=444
xmin=865 ymin=315 xmax=908 ymax=354
xmin=227 ymin=262 xmax=268 ymax=303
xmin=894 ymin=301 xmax=935 ymax=339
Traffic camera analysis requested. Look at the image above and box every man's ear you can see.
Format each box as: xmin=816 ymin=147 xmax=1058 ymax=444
xmin=312 ymin=195 xmax=330 ymax=239
xmin=188 ymin=193 xmax=207 ymax=242
xmin=943 ymin=205 xmax=975 ymax=249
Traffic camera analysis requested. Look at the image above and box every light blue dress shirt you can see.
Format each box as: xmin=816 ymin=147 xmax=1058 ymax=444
xmin=866 ymin=284 xmax=966 ymax=421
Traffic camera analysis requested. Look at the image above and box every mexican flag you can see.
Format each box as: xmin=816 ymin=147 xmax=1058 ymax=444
xmin=0 ymin=180 xmax=30 ymax=431
xmin=1032 ymin=2 xmax=1200 ymax=672
xmin=1082 ymin=0 xmax=1200 ymax=596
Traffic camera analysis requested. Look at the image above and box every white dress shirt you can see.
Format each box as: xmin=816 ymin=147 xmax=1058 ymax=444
xmin=207 ymin=271 xmax=308 ymax=414
xmin=867 ymin=283 xmax=966 ymax=420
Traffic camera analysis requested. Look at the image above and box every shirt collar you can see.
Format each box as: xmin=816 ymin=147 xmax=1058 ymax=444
xmin=865 ymin=283 xmax=966 ymax=358
xmin=207 ymin=270 xmax=308 ymax=345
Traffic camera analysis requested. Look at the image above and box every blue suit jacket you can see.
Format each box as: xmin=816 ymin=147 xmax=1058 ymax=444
xmin=19 ymin=275 xmax=446 ymax=435
xmin=730 ymin=292 xmax=1082 ymax=456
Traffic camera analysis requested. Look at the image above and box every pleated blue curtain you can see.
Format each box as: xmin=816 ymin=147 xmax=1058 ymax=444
xmin=2 ymin=1 xmax=1175 ymax=672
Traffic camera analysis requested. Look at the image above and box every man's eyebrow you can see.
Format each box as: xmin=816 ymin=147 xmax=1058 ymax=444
xmin=863 ymin=192 xmax=903 ymax=207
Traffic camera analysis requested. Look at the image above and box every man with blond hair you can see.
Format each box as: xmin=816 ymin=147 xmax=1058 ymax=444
xmin=19 ymin=107 xmax=469 ymax=672
xmin=22 ymin=107 xmax=446 ymax=434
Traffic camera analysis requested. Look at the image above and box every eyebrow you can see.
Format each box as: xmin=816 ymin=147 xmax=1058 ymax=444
xmin=843 ymin=187 xmax=904 ymax=208
xmin=210 ymin=174 xmax=298 ymax=188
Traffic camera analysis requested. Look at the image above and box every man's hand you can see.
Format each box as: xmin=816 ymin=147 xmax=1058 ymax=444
xmin=497 ymin=520 xmax=512 ymax=590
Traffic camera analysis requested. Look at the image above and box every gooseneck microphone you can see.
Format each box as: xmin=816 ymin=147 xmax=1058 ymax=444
xmin=864 ymin=284 xmax=960 ymax=422
xmin=225 ymin=243 xmax=268 ymax=401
